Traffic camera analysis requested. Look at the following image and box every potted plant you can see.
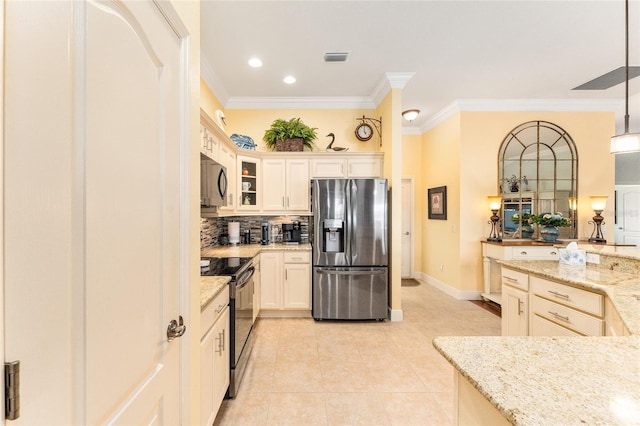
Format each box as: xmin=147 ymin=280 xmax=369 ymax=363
xmin=263 ymin=118 xmax=318 ymax=151
xmin=511 ymin=212 xmax=534 ymax=238
xmin=531 ymin=212 xmax=571 ymax=242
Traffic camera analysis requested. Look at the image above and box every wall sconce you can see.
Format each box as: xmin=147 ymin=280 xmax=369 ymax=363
xmin=487 ymin=196 xmax=502 ymax=242
xmin=588 ymin=196 xmax=608 ymax=243
xmin=402 ymin=109 xmax=420 ymax=122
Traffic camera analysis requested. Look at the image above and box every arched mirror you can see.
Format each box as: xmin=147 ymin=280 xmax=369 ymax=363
xmin=498 ymin=121 xmax=578 ymax=240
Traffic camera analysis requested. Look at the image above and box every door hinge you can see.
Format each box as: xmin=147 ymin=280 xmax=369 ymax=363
xmin=5 ymin=361 xmax=20 ymax=420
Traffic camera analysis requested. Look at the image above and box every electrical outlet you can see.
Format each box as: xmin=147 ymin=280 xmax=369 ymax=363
xmin=586 ymin=253 xmax=600 ymax=264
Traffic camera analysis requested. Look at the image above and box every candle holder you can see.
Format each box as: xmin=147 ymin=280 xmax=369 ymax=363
xmin=487 ymin=196 xmax=502 ymax=242
xmin=588 ymin=196 xmax=607 ymax=244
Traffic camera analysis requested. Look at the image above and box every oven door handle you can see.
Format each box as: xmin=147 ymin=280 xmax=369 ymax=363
xmin=236 ymin=266 xmax=255 ymax=289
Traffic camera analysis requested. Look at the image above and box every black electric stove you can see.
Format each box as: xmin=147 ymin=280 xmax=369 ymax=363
xmin=200 ymin=257 xmax=253 ymax=277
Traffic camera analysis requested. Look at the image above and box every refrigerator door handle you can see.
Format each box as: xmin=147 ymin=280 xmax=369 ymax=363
xmin=315 ymin=268 xmax=387 ymax=276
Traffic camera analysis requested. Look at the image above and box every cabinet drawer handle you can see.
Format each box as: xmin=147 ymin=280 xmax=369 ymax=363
xmin=548 ymin=311 xmax=569 ymax=322
xmin=520 ymin=251 xmax=528 ymax=255
xmin=215 ymin=330 xmax=224 ymax=354
xmin=503 ymin=276 xmax=518 ymax=282
xmin=550 ymin=251 xmax=557 ymax=255
xmin=518 ymin=300 xmax=524 ymax=316
xmin=548 ymin=290 xmax=569 ymax=299
xmin=214 ymin=303 xmax=226 ymax=313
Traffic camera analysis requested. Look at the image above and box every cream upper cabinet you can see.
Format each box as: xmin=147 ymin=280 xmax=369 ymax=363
xmin=237 ymin=155 xmax=261 ymax=211
xmin=310 ymin=154 xmax=383 ymax=178
xmin=218 ymin=142 xmax=236 ymax=212
xmin=310 ymin=158 xmax=347 ymax=177
xmin=347 ymin=156 xmax=383 ymax=177
xmin=262 ymin=159 xmax=310 ymax=212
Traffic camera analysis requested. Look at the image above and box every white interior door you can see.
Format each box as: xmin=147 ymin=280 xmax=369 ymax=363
xmin=401 ymin=179 xmax=414 ymax=278
xmin=615 ymin=185 xmax=640 ymax=245
xmin=3 ymin=1 xmax=189 ymax=424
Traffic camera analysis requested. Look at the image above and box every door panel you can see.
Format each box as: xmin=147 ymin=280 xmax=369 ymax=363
xmin=4 ymin=1 xmax=188 ymax=424
xmin=85 ymin=2 xmax=184 ymax=423
xmin=615 ymin=185 xmax=640 ymax=245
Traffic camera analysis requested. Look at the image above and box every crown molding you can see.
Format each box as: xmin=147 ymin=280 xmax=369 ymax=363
xmin=420 ymin=99 xmax=624 ymax=133
xmin=402 ymin=126 xmax=423 ymax=136
xmin=224 ymin=96 xmax=376 ymax=109
xmin=201 ymin=56 xmax=229 ymax=105
xmin=371 ymin=72 xmax=415 ymax=106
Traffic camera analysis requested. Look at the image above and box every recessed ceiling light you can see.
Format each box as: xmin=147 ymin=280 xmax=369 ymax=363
xmin=283 ymin=75 xmax=296 ymax=84
xmin=248 ymin=58 xmax=262 ymax=68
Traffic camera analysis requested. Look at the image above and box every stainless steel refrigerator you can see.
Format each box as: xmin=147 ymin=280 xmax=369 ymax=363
xmin=311 ymin=178 xmax=388 ymax=320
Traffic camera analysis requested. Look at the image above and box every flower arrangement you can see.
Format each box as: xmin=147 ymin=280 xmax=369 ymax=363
xmin=511 ymin=212 xmax=533 ymax=225
xmin=531 ymin=212 xmax=571 ymax=227
xmin=505 ymin=175 xmax=528 ymax=192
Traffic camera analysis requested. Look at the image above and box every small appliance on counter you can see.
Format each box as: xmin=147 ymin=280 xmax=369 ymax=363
xmin=228 ymin=222 xmax=240 ymax=246
xmin=282 ymin=221 xmax=302 ymax=244
xmin=261 ymin=223 xmax=269 ymax=245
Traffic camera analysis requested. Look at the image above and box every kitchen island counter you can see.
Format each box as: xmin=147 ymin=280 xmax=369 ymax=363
xmin=434 ymin=256 xmax=640 ymax=425
xmin=433 ymin=335 xmax=640 ymax=425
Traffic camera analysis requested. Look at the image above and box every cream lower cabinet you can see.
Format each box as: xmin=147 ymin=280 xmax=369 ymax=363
xmin=530 ymin=276 xmax=604 ymax=336
xmin=501 ymin=268 xmax=529 ymax=336
xmin=260 ymin=251 xmax=310 ymax=315
xmin=501 ymin=269 xmax=606 ymax=337
xmin=501 ymin=285 xmax=528 ymax=336
xmin=200 ymin=286 xmax=230 ymax=425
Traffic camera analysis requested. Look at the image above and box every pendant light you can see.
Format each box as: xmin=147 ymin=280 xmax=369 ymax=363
xmin=611 ymin=0 xmax=640 ymax=154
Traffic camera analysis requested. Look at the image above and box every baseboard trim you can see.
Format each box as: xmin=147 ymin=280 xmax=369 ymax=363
xmin=389 ymin=308 xmax=403 ymax=322
xmin=420 ymin=273 xmax=483 ymax=300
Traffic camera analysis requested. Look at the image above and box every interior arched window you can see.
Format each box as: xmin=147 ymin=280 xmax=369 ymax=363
xmin=498 ymin=121 xmax=578 ymax=239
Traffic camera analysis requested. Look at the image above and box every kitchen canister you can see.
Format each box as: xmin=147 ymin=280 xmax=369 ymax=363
xmin=228 ymin=221 xmax=240 ymax=246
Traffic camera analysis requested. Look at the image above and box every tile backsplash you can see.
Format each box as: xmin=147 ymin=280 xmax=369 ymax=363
xmin=200 ymin=215 xmax=311 ymax=250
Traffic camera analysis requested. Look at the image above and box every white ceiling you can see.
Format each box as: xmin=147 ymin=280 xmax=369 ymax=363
xmin=200 ymin=1 xmax=640 ymax=131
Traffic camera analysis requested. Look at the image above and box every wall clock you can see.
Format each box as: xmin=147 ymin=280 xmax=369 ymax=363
xmin=355 ymin=122 xmax=374 ymax=141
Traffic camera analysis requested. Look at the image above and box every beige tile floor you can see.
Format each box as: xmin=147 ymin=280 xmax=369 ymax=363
xmin=214 ymin=280 xmax=501 ymax=425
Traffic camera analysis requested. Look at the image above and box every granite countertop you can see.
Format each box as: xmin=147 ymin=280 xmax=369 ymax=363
xmin=200 ymin=276 xmax=231 ymax=311
xmin=433 ymin=335 xmax=640 ymax=426
xmin=199 ymin=243 xmax=312 ymax=310
xmin=434 ymin=258 xmax=640 ymax=425
xmin=201 ymin=242 xmax=311 ymax=259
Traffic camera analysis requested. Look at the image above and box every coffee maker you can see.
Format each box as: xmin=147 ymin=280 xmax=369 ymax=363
xmin=282 ymin=221 xmax=302 ymax=244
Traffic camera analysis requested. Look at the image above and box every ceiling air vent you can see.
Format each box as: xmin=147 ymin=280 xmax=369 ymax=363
xmin=323 ymin=52 xmax=349 ymax=63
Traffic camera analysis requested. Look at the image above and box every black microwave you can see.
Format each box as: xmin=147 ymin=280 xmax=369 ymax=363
xmin=200 ymin=153 xmax=228 ymax=207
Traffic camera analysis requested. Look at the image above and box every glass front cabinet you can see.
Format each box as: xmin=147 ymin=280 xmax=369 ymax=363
xmin=237 ymin=155 xmax=260 ymax=211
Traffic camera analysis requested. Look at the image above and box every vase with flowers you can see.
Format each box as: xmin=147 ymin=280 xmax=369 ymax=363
xmin=531 ymin=212 xmax=571 ymax=242
xmin=511 ymin=212 xmax=534 ymax=238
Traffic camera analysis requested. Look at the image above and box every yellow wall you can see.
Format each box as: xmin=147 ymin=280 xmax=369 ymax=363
xmin=422 ymin=114 xmax=462 ymax=290
xmin=224 ymin=108 xmax=379 ymax=152
xmin=377 ymin=89 xmax=403 ymax=313
xmin=200 ymin=78 xmax=224 ymax=120
xmin=420 ymin=110 xmax=615 ymax=294
xmin=402 ymin=134 xmax=424 ymax=273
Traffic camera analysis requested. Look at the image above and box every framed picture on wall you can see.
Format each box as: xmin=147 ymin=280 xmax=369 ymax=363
xmin=428 ymin=186 xmax=447 ymax=220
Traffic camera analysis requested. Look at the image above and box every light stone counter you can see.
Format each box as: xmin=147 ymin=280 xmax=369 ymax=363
xmin=200 ymin=276 xmax=230 ymax=311
xmin=434 ymin=258 xmax=640 ymax=425
xmin=433 ymin=335 xmax=640 ymax=426
xmin=199 ymin=243 xmax=311 ymax=310
xmin=201 ymin=242 xmax=311 ymax=259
